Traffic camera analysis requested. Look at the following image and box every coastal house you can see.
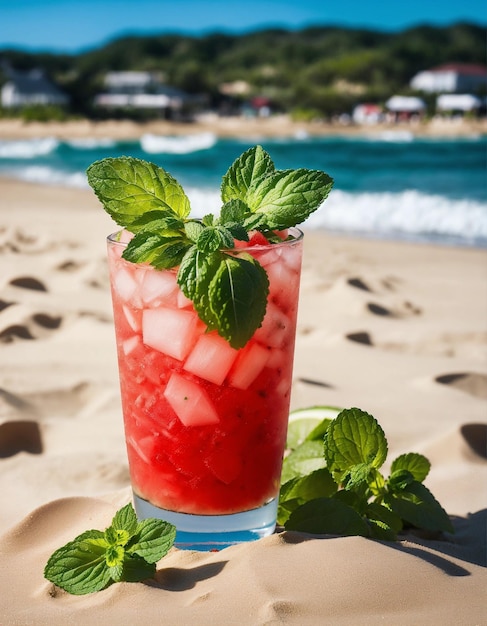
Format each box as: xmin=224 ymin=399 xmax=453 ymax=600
xmin=410 ymin=64 xmax=487 ymax=94
xmin=93 ymin=71 xmax=195 ymax=119
xmin=436 ymin=93 xmax=483 ymax=116
xmin=385 ymin=95 xmax=426 ymax=122
xmin=0 ymin=68 xmax=69 ymax=109
xmin=352 ymin=103 xmax=383 ymax=125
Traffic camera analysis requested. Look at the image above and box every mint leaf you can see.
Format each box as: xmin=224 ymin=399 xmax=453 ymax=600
xmin=112 ymin=502 xmax=138 ymax=536
xmin=120 ymin=555 xmax=156 ymax=583
xmin=249 ymin=169 xmax=334 ymax=229
xmin=221 ymin=145 xmax=275 ymax=204
xmin=123 ymin=233 xmax=190 ymax=270
xmin=44 ymin=530 xmax=112 ymax=595
xmin=285 ymin=497 xmax=370 ymax=536
xmin=278 ymin=468 xmax=337 ymax=524
xmin=184 ymin=220 xmax=205 ymax=242
xmin=279 ymin=405 xmax=453 ymax=541
xmin=390 ymin=452 xmax=431 ymax=483
xmin=366 ymin=501 xmax=403 ymax=540
xmin=86 ymin=156 xmax=191 ymax=228
xmin=280 ymin=440 xmax=327 ymax=484
xmin=207 ymin=253 xmax=269 ymax=349
xmin=44 ymin=503 xmax=176 ymax=595
xmin=219 ymin=198 xmax=251 ymax=224
xmin=177 ymin=247 xmax=222 ymax=330
xmin=129 ymin=209 xmax=184 ymax=234
xmin=197 ymin=225 xmax=234 ymax=253
xmin=128 ymin=518 xmax=176 ymax=563
xmin=384 ymin=482 xmax=454 ymax=534
xmin=324 ymin=408 xmax=388 ymax=483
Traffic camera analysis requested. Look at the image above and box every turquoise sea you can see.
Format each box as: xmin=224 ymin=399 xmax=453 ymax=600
xmin=1 ymin=130 xmax=486 ymax=247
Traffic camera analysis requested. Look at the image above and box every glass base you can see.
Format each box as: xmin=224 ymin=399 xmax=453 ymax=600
xmin=133 ymin=493 xmax=278 ymax=551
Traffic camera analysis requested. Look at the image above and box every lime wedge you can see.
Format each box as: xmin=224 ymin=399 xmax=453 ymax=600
xmin=287 ymin=406 xmax=342 ymax=449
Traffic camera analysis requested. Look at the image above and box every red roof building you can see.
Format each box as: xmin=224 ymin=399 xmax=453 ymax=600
xmin=410 ymin=64 xmax=487 ymax=94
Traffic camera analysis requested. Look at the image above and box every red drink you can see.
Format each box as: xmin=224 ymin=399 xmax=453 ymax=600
xmin=107 ymin=228 xmax=303 ymax=546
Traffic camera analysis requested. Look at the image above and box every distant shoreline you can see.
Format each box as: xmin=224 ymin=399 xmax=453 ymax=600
xmin=0 ymin=114 xmax=486 ymax=140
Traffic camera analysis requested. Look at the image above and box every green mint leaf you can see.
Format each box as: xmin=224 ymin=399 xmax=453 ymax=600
xmin=128 ymin=209 xmax=184 ymax=235
xmin=105 ymin=544 xmax=125 ymax=568
xmin=388 ymin=469 xmax=416 ymax=491
xmin=223 ymin=221 xmax=250 ymax=242
xmin=184 ymin=220 xmax=205 ymax=243
xmin=177 ymin=247 xmax=222 ymax=330
xmin=202 ymin=213 xmax=215 ymax=226
xmin=248 ymin=168 xmax=334 ymax=230
xmin=221 ymin=145 xmax=275 ymax=204
xmin=111 ymin=502 xmax=138 ymax=536
xmin=207 ymin=253 xmax=269 ymax=349
xmin=86 ymin=156 xmax=191 ymax=228
xmin=44 ymin=503 xmax=176 ymax=595
xmin=197 ymin=225 xmax=234 ymax=253
xmin=279 ymin=468 xmax=337 ymax=512
xmin=120 ymin=554 xmax=156 ymax=582
xmin=366 ymin=502 xmax=403 ymax=540
xmin=280 ymin=440 xmax=327 ymax=485
xmin=44 ymin=530 xmax=112 ymax=596
xmin=384 ymin=481 xmax=454 ymax=534
xmin=128 ymin=518 xmax=176 ymax=564
xmin=390 ymin=452 xmax=431 ymax=483
xmin=104 ymin=526 xmax=130 ymax=547
xmin=243 ymin=212 xmax=267 ymax=231
xmin=285 ymin=497 xmax=370 ymax=537
xmin=324 ymin=408 xmax=388 ymax=483
xmin=345 ymin=462 xmax=376 ymax=491
xmin=123 ymin=232 xmax=190 ymax=270
xmin=219 ymin=198 xmax=251 ymax=224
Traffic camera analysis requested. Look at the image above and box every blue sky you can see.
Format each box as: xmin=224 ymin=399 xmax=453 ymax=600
xmin=1 ymin=0 xmax=486 ymax=53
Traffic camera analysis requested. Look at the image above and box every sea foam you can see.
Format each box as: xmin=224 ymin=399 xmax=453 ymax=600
xmin=0 ymin=137 xmax=59 ymax=158
xmin=140 ymin=132 xmax=217 ymax=154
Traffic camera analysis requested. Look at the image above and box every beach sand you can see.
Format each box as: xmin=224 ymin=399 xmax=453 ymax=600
xmin=0 ymin=177 xmax=486 ymax=624
xmin=0 ymin=114 xmax=486 ymax=141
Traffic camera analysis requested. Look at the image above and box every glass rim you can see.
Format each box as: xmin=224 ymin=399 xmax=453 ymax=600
xmin=107 ymin=226 xmax=304 ymax=251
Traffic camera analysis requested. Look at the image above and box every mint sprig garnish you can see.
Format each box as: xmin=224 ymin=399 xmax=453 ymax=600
xmin=44 ymin=503 xmax=176 ymax=595
xmin=279 ymin=408 xmax=453 ymax=540
xmin=86 ymin=146 xmax=333 ymax=348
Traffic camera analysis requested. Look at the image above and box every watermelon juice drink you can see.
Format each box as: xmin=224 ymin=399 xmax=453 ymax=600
xmin=107 ymin=228 xmax=303 ymax=548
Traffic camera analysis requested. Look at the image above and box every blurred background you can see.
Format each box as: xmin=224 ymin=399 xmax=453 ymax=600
xmin=0 ymin=0 xmax=486 ymax=246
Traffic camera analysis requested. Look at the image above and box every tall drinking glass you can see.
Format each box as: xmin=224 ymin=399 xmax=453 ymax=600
xmin=107 ymin=228 xmax=303 ymax=550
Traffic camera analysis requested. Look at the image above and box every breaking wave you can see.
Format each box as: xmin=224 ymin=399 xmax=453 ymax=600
xmin=140 ymin=132 xmax=217 ymax=154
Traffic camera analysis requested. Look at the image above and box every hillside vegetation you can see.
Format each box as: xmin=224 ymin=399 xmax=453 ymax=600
xmin=0 ymin=22 xmax=485 ymax=119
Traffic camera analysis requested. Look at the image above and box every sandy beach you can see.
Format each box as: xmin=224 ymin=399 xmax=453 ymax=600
xmin=0 ymin=114 xmax=486 ymax=141
xmin=0 ymin=173 xmax=486 ymax=624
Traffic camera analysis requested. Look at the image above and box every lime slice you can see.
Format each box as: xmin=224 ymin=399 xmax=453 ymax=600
xmin=287 ymin=406 xmax=342 ymax=449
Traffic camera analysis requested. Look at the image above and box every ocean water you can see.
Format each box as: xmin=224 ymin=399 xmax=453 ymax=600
xmin=1 ymin=131 xmax=486 ymax=247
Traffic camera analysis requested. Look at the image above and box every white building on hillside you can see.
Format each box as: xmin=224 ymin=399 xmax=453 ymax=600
xmin=93 ymin=71 xmax=193 ymax=117
xmin=410 ymin=64 xmax=487 ymax=94
xmin=436 ymin=93 xmax=483 ymax=114
xmin=1 ymin=68 xmax=69 ymax=108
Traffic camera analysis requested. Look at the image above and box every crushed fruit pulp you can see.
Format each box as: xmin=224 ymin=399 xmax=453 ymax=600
xmin=108 ymin=230 xmax=303 ymax=515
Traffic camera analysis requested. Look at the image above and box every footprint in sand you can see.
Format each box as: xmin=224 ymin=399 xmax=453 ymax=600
xmin=366 ymin=301 xmax=422 ymax=318
xmin=9 ymin=276 xmax=48 ymax=292
xmin=0 ymin=312 xmax=63 ymax=343
xmin=435 ymin=372 xmax=487 ymax=401
xmin=56 ymin=259 xmax=86 ymax=272
xmin=460 ymin=423 xmax=487 ymax=459
xmin=0 ymin=299 xmax=15 ymax=313
xmin=0 ymin=420 xmax=43 ymax=458
xmin=347 ymin=276 xmax=421 ymax=318
xmin=347 ymin=275 xmax=401 ymax=294
xmin=346 ymin=331 xmax=373 ymax=346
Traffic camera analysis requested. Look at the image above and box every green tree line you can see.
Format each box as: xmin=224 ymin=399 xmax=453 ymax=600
xmin=0 ymin=22 xmax=485 ymax=120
